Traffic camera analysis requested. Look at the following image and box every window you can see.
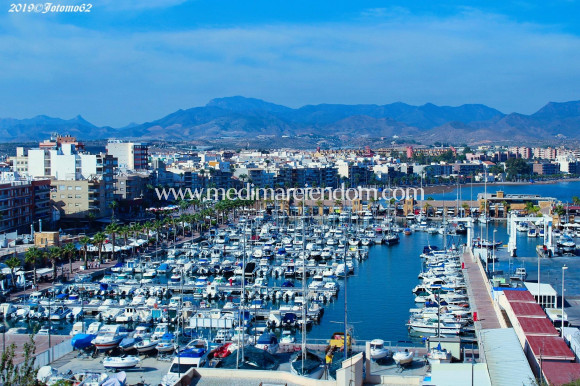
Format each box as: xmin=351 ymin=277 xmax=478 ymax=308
xmin=68 ymin=195 xmax=72 ymax=198
xmin=75 ymin=195 xmax=81 ymax=198
xmin=59 ymin=185 xmax=65 ymax=190
xmin=75 ymin=186 xmax=82 ymax=191
xmin=60 ymin=194 xmax=65 ymax=199
xmin=67 ymin=186 xmax=72 ymax=190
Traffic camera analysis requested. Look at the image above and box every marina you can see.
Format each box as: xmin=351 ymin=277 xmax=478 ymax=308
xmin=0 ymin=173 xmax=578 ymax=386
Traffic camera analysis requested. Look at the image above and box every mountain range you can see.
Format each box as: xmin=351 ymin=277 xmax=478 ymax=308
xmin=2 ymin=97 xmax=580 ymax=144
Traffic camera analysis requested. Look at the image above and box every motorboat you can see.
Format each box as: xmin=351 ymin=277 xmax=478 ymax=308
xmin=156 ymin=333 xmax=176 ymax=353
xmin=102 ymin=355 xmax=140 ymax=370
xmin=210 ymin=342 xmax=236 ymax=359
xmin=70 ymin=321 xmax=87 ymax=336
xmin=214 ymin=329 xmax=233 ymax=343
xmin=280 ymin=330 xmax=295 ymax=344
xmin=290 ymin=350 xmax=324 ymax=379
xmin=510 ymin=267 xmax=527 ymax=281
xmin=161 ymin=345 xmax=208 ymax=385
xmin=427 ymin=344 xmax=452 ymax=364
xmin=133 ymin=325 xmax=153 ymax=340
xmin=71 ymin=333 xmax=96 ymax=350
xmin=255 ymin=332 xmax=279 ymax=355
xmin=86 ymin=321 xmax=103 ymax=335
xmin=49 ymin=306 xmax=71 ymax=321
xmin=119 ymin=336 xmax=143 ymax=352
xmin=393 ymin=349 xmax=414 ymax=366
xmin=91 ymin=325 xmax=126 ymax=351
xmin=369 ymin=339 xmax=391 ymax=360
xmin=135 ymin=338 xmax=158 ymax=354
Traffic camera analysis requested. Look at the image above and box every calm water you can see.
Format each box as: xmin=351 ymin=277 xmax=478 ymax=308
xmin=428 ymin=180 xmax=580 ymax=202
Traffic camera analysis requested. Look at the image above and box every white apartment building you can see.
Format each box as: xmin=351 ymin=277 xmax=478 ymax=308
xmin=106 ymin=140 xmax=149 ymax=170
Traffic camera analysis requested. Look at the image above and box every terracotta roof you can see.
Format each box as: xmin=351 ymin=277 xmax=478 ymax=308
xmin=504 ymin=289 xmax=537 ymax=304
xmin=541 ymin=361 xmax=580 ymax=385
xmin=518 ymin=316 xmax=559 ymax=336
xmin=511 ymin=302 xmax=546 ymax=318
xmin=526 ymin=335 xmax=575 ymax=361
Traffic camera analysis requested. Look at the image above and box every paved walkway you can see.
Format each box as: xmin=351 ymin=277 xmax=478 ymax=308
xmin=461 ymin=249 xmax=502 ymax=331
xmin=7 ymin=230 xmax=208 ymax=298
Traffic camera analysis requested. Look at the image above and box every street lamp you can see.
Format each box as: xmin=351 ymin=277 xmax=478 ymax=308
xmin=562 ymin=265 xmax=568 ymax=337
xmin=492 ymin=230 xmax=497 ymax=276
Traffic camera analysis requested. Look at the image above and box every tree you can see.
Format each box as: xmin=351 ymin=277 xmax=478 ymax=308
xmin=92 ymin=232 xmax=107 ymax=264
xmin=554 ymin=204 xmax=566 ymax=217
xmin=109 ymin=200 xmax=118 ymax=221
xmin=573 ymin=196 xmax=580 ymax=205
xmin=505 ymin=158 xmax=531 ymax=180
xmin=1 ymin=335 xmax=37 ymax=385
xmin=79 ymin=236 xmax=90 ymax=270
xmin=5 ymin=256 xmax=20 ymax=287
xmin=24 ymin=247 xmax=41 ymax=286
xmin=46 ymin=246 xmax=62 ymax=282
xmin=62 ymin=242 xmax=76 ymax=276
xmin=106 ymin=222 xmax=121 ymax=264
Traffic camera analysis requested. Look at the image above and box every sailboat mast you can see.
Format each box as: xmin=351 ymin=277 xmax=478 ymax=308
xmin=344 ymin=231 xmax=348 ymax=360
xmin=302 ymin=198 xmax=306 ymax=373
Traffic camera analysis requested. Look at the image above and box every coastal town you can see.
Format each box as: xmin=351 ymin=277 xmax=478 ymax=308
xmin=0 ymin=135 xmax=578 ymax=385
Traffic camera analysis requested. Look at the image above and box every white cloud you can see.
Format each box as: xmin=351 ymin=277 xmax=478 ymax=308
xmin=0 ymin=10 xmax=579 ymax=126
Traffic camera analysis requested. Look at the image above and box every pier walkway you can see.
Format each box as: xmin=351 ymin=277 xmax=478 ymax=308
xmin=461 ymin=248 xmax=502 ymax=331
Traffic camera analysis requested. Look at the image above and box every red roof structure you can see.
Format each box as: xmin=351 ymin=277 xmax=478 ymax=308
xmin=526 ymin=335 xmax=575 ymax=361
xmin=518 ymin=317 xmax=560 ymax=336
xmin=542 ymin=362 xmax=580 ymax=386
xmin=511 ymin=302 xmax=546 ymax=318
xmin=504 ymin=290 xmax=537 ymax=303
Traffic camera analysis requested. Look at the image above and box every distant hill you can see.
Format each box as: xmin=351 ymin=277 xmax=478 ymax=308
xmin=1 ymin=97 xmax=579 ymax=143
xmin=0 ymin=115 xmax=115 ymax=141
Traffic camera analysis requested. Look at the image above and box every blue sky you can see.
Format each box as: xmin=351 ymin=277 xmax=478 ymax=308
xmin=1 ymin=0 xmax=579 ymax=127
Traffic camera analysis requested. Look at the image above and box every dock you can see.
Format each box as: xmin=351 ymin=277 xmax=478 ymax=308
xmin=461 ymin=248 xmax=503 ymax=331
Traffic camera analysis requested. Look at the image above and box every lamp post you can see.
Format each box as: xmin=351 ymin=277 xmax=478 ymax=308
xmin=492 ymin=230 xmax=497 ymax=277
xmin=562 ymin=265 xmax=568 ymax=337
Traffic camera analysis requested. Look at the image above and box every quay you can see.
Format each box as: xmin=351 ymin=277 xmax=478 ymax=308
xmin=460 ymin=247 xmax=504 ymax=331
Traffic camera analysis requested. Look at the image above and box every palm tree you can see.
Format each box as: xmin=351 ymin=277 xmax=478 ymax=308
xmin=119 ymin=225 xmax=131 ymax=257
xmin=106 ymin=222 xmax=121 ymax=263
xmin=79 ymin=236 xmax=90 ymax=270
xmin=5 ymin=255 xmax=21 ymax=288
xmin=92 ymin=232 xmax=107 ymax=264
xmin=24 ymin=247 xmax=41 ymax=286
xmin=109 ymin=200 xmax=118 ymax=222
xmin=334 ymin=199 xmax=342 ymax=213
xmin=46 ymin=246 xmax=62 ymax=282
xmin=62 ymin=242 xmax=76 ymax=276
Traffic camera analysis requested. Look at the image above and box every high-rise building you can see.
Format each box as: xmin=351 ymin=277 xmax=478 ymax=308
xmin=107 ymin=140 xmax=149 ymax=170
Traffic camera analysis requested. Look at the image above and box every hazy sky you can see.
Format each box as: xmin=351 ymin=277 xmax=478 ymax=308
xmin=1 ymin=0 xmax=579 ymax=127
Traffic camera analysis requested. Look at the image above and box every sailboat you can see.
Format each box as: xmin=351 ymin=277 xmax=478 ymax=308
xmin=290 ymin=206 xmax=324 ymax=379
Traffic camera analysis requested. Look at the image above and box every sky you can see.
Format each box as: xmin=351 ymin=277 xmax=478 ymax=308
xmin=1 ymin=0 xmax=579 ymax=127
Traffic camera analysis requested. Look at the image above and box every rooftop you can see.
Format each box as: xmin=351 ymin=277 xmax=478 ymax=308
xmin=517 ymin=316 xmax=560 ymax=336
xmin=503 ymin=289 xmax=537 ymax=303
xmin=510 ymin=302 xmax=546 ymax=318
xmin=541 ymin=362 xmax=580 ymax=386
xmin=479 ymin=328 xmax=535 ymax=386
xmin=526 ymin=335 xmax=575 ymax=361
xmin=524 ymin=282 xmax=558 ymax=297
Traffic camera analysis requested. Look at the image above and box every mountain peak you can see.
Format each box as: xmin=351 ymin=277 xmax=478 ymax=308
xmin=206 ymin=96 xmax=292 ymax=114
